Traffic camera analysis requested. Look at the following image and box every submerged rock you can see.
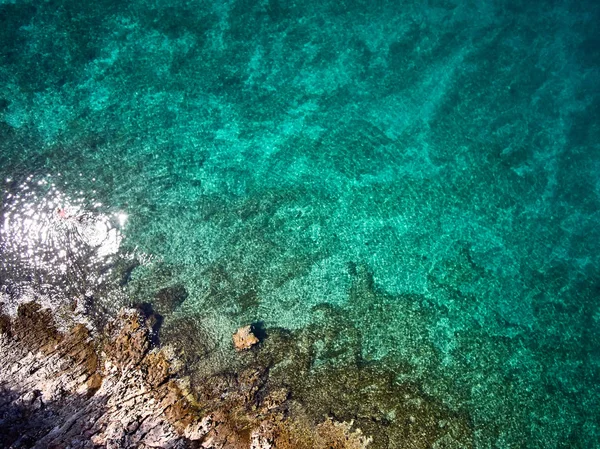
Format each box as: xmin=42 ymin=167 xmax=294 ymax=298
xmin=233 ymin=324 xmax=260 ymax=351
xmin=154 ymin=284 xmax=188 ymax=314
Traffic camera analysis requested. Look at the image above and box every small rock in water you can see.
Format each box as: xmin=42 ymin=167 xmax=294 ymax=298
xmin=233 ymin=325 xmax=259 ymax=351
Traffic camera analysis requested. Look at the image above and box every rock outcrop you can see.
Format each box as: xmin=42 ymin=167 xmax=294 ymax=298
xmin=232 ymin=325 xmax=259 ymax=351
xmin=0 ymin=302 xmax=197 ymax=448
xmin=0 ymin=303 xmax=373 ymax=449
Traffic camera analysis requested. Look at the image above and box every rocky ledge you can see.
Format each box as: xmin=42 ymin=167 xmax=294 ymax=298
xmin=0 ymin=302 xmax=372 ymax=449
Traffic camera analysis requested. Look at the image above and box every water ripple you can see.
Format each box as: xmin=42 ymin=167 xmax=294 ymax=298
xmin=0 ymin=174 xmax=126 ymax=308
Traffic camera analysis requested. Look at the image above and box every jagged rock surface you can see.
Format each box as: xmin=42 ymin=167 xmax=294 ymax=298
xmin=232 ymin=325 xmax=259 ymax=352
xmin=0 ymin=303 xmax=373 ymax=449
xmin=0 ymin=303 xmax=200 ymax=448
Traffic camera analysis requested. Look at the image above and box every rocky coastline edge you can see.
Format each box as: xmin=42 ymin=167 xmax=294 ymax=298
xmin=0 ymin=302 xmax=372 ymax=449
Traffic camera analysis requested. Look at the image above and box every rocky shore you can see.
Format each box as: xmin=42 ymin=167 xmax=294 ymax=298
xmin=0 ymin=302 xmax=373 ymax=448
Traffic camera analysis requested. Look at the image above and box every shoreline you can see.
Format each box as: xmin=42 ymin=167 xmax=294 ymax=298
xmin=0 ymin=301 xmax=374 ymax=448
xmin=0 ymin=300 xmax=472 ymax=448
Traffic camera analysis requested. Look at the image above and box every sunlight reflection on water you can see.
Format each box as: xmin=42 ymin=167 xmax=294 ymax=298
xmin=0 ymin=173 xmax=127 ymax=307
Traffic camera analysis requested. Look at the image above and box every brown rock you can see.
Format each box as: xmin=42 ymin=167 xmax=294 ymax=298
xmin=0 ymin=305 xmax=202 ymax=449
xmin=0 ymin=303 xmax=11 ymax=336
xmin=233 ymin=325 xmax=259 ymax=351
xmin=12 ymin=302 xmax=62 ymax=353
xmin=86 ymin=373 xmax=103 ymax=393
xmin=0 ymin=303 xmax=388 ymax=449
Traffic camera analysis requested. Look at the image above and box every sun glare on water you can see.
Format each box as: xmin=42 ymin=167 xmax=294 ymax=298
xmin=0 ymin=174 xmax=128 ymax=306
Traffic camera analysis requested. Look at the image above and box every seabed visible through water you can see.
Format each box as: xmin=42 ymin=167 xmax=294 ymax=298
xmin=1 ymin=0 xmax=599 ymax=447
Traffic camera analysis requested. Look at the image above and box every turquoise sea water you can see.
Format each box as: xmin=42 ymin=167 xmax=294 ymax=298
xmin=1 ymin=0 xmax=599 ymax=447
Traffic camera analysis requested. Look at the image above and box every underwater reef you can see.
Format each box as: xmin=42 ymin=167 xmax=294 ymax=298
xmin=0 ymin=301 xmax=471 ymax=448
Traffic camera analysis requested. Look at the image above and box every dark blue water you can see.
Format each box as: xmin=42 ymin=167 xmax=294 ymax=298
xmin=1 ymin=0 xmax=599 ymax=447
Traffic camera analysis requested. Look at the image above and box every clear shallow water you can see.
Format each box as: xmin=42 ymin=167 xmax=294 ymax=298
xmin=1 ymin=0 xmax=599 ymax=446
